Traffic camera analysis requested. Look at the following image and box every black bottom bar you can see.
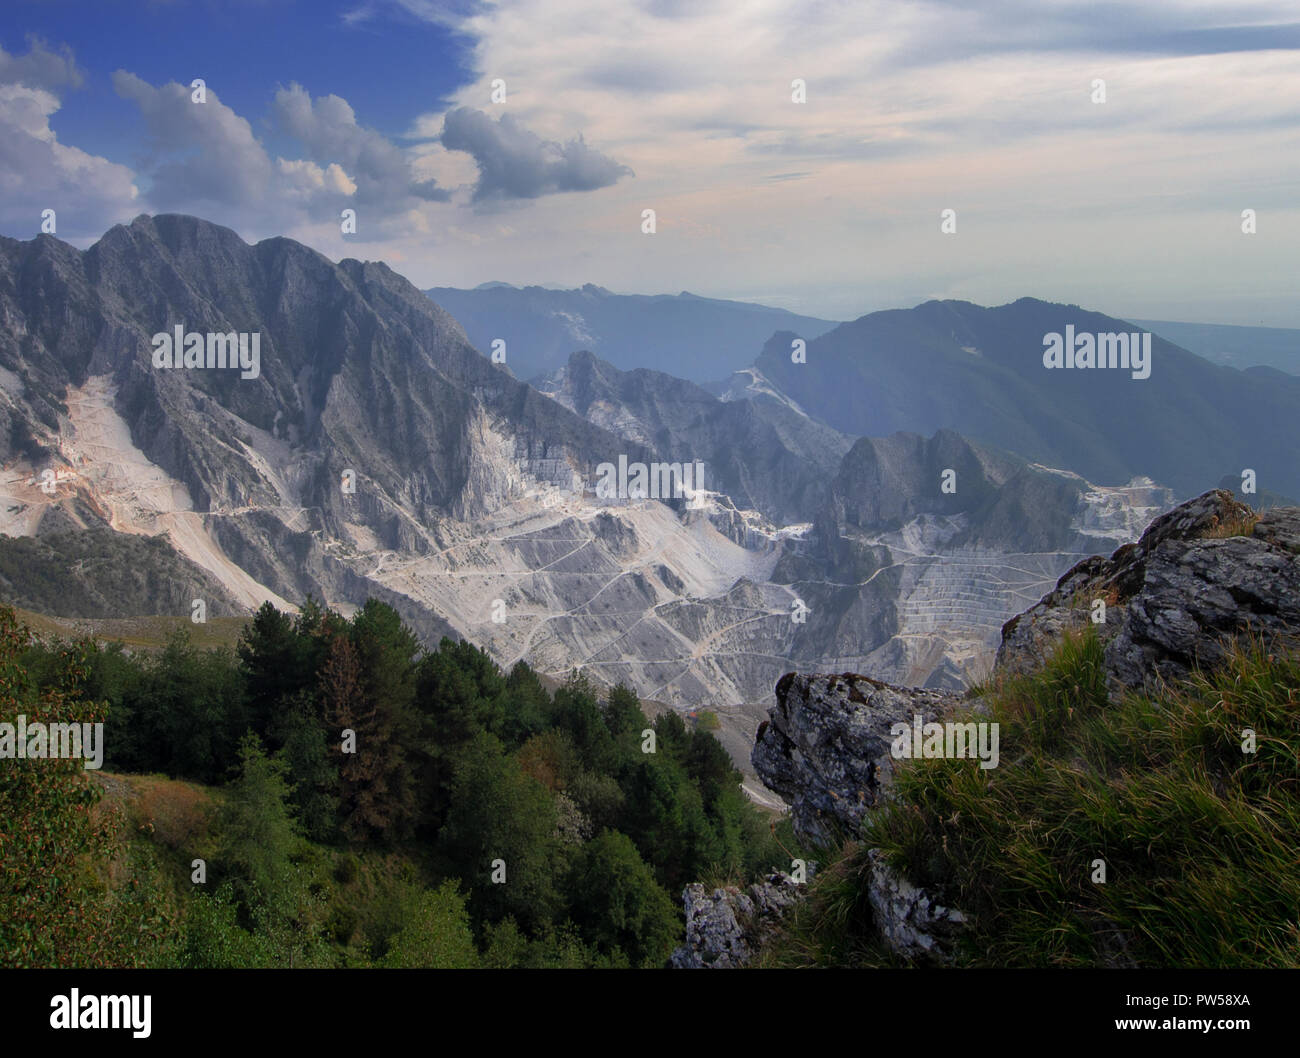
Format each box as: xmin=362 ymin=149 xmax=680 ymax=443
xmin=4 ymin=968 xmax=1293 ymax=1045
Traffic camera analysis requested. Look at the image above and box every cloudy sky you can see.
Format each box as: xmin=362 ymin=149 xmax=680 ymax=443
xmin=3 ymin=0 xmax=1298 ymax=323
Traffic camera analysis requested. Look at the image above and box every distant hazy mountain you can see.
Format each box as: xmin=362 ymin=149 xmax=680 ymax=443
xmin=424 ymin=282 xmax=838 ymax=383
xmin=1133 ymin=319 xmax=1300 ymax=375
xmin=748 ymin=297 xmax=1300 ymax=501
xmin=534 ymin=350 xmax=852 ymax=524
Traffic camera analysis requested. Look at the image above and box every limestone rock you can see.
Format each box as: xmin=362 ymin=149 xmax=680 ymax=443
xmin=752 ymin=671 xmax=961 ymax=848
xmin=864 ymin=849 xmax=966 ymax=963
xmin=669 ymin=869 xmax=808 ymax=969
xmin=1105 ymin=507 xmax=1300 ymax=690
xmin=997 ymin=490 xmax=1300 ymax=694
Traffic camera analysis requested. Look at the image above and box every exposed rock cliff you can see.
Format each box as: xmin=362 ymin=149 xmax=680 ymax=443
xmin=535 ymin=350 xmax=852 ymax=525
xmin=751 ymin=672 xmax=961 ymax=848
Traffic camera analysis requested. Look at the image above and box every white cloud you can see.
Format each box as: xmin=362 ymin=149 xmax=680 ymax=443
xmin=440 ymin=106 xmax=633 ymax=201
xmin=104 ymin=73 xmax=453 ymax=243
xmin=271 ymin=83 xmax=450 ymax=205
xmin=0 ymin=84 xmax=138 ymax=239
xmin=0 ymin=38 xmax=84 ymax=91
xmin=277 ymin=158 xmax=359 ymax=199
xmin=385 ymin=0 xmax=1300 ymax=322
xmin=113 ymin=71 xmax=275 ymax=210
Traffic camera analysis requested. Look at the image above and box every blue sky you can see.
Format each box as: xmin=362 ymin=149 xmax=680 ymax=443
xmin=3 ymin=0 xmax=1300 ymax=325
xmin=4 ymin=1 xmax=472 ymax=162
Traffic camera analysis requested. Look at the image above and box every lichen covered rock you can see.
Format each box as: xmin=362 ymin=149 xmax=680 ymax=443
xmin=997 ymin=491 xmax=1300 ymax=694
xmin=752 ymin=671 xmax=960 ymax=848
xmin=670 ymin=869 xmax=808 ymax=969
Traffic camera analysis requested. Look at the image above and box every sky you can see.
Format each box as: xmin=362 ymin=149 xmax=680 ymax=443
xmin=2 ymin=0 xmax=1299 ymax=324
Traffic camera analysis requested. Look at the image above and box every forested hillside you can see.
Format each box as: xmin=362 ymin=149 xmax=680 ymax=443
xmin=1 ymin=600 xmax=795 ymax=968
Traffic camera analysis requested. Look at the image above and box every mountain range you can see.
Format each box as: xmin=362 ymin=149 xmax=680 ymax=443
xmin=7 ymin=213 xmax=1290 ymax=776
xmin=423 ymin=282 xmax=839 ymax=384
xmin=435 ymin=282 xmax=1300 ymax=503
xmin=746 ymin=298 xmax=1300 ymax=501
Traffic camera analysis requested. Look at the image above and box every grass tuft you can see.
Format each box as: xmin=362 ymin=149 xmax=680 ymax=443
xmin=1199 ymin=508 xmax=1261 ymax=540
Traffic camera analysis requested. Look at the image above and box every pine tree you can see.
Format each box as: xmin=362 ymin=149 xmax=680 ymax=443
xmin=318 ymin=631 xmax=383 ymax=842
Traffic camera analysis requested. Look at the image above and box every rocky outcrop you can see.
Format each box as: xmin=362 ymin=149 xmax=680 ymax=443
xmin=997 ymin=490 xmax=1300 ymax=694
xmin=743 ymin=675 xmax=977 ymax=967
xmin=752 ymin=671 xmax=961 ymax=848
xmin=729 ymin=491 xmax=1300 ymax=966
xmin=743 ymin=671 xmax=974 ymax=963
xmin=863 ymin=850 xmax=966 ymax=963
xmin=669 ymin=869 xmax=808 ymax=969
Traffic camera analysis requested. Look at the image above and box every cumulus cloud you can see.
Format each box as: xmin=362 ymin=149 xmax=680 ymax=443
xmin=104 ymin=74 xmax=447 ymax=240
xmin=0 ymin=82 xmax=138 ymax=239
xmin=0 ymin=37 xmax=84 ymax=90
xmin=277 ymin=158 xmax=358 ymax=201
xmin=271 ymin=83 xmax=450 ymax=205
xmin=113 ymin=72 xmax=275 ymax=209
xmin=440 ymin=106 xmax=633 ymax=201
xmin=0 ymin=39 xmax=137 ymax=239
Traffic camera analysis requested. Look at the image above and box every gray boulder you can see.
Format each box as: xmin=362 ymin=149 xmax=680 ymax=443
xmin=997 ymin=490 xmax=1300 ymax=694
xmin=752 ymin=671 xmax=961 ymax=849
xmin=863 ymin=850 xmax=966 ymax=964
xmin=669 ymin=869 xmax=808 ymax=969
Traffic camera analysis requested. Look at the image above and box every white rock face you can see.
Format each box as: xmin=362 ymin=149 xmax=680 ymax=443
xmin=0 ymin=376 xmax=293 ymax=611
xmin=865 ymin=849 xmax=966 ymax=963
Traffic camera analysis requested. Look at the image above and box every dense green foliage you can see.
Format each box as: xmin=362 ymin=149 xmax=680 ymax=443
xmin=0 ymin=608 xmax=170 ymax=966
xmin=4 ymin=599 xmax=789 ymax=968
xmin=763 ymin=628 xmax=1300 ymax=967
